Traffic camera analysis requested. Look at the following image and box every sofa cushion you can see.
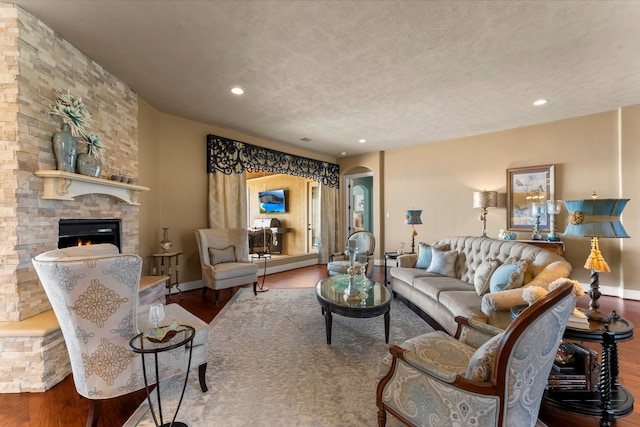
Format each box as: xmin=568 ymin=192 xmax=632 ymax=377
xmin=390 ymin=267 xmax=436 ymax=286
xmin=474 ymin=259 xmax=500 ymax=296
xmin=438 ymin=291 xmax=487 ymax=323
xmin=413 ymin=276 xmax=473 ymax=301
xmin=208 ymin=245 xmax=236 ymax=265
xmin=489 ymin=260 xmax=528 ymax=293
xmin=415 ymin=242 xmax=433 ymax=269
xmin=427 ymin=249 xmax=458 ymax=277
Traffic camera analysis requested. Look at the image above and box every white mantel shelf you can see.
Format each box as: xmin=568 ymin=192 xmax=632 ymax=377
xmin=35 ymin=170 xmax=150 ymax=205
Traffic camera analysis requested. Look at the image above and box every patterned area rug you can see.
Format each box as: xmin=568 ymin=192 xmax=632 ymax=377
xmin=125 ymin=288 xmax=432 ymax=426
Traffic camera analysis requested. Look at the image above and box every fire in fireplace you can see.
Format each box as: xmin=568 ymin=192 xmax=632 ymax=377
xmin=58 ymin=219 xmax=122 ymax=250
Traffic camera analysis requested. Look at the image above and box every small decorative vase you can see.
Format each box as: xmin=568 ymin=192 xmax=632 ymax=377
xmin=52 ymin=123 xmax=78 ymax=172
xmin=76 ymin=152 xmax=102 ymax=177
xmin=160 ymin=227 xmax=173 ymax=253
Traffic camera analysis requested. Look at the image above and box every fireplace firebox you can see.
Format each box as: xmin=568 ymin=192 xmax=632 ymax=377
xmin=58 ymin=219 xmax=122 ymax=250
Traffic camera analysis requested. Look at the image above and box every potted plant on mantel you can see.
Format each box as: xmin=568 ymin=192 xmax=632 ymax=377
xmin=49 ymin=90 xmax=103 ymax=177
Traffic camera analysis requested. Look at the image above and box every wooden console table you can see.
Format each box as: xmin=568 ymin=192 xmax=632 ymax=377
xmin=517 ymin=239 xmax=564 ymax=256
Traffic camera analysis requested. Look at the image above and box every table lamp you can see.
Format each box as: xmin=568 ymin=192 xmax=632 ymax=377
xmin=563 ymin=195 xmax=630 ymax=323
xmin=405 ymin=209 xmax=422 ymax=254
xmin=472 ymin=190 xmax=497 ymax=237
xmin=546 ymin=200 xmax=563 ymax=241
xmin=530 ymin=201 xmax=545 ymax=241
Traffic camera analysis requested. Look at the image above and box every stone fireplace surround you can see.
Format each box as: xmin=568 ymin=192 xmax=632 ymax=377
xmin=0 ymin=5 xmax=142 ymax=392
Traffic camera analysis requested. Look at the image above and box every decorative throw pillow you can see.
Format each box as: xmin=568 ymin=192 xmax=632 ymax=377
xmin=465 ymin=333 xmax=503 ymax=382
xmin=489 ymin=260 xmax=528 ymax=293
xmin=427 ymin=249 xmax=458 ymax=277
xmin=208 ymin=245 xmax=236 ymax=265
xmin=474 ymin=259 xmax=500 ymax=296
xmin=415 ymin=242 xmax=433 ymax=269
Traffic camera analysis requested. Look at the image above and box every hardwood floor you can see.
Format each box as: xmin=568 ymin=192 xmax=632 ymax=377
xmin=0 ymin=264 xmax=637 ymax=426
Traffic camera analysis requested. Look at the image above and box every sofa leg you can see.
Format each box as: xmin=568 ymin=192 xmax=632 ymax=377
xmin=198 ymin=362 xmax=208 ymax=392
xmin=86 ymin=399 xmax=100 ymax=427
xmin=253 ymin=281 xmax=258 ymax=295
xmin=214 ymin=290 xmax=220 ymax=306
xmin=202 ymin=287 xmax=207 ymax=297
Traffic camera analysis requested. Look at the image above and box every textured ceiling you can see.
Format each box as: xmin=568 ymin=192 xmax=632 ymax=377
xmin=12 ymin=1 xmax=640 ymax=158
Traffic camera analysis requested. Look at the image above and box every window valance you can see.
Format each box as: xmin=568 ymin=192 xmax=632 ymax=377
xmin=207 ymin=134 xmax=340 ymax=188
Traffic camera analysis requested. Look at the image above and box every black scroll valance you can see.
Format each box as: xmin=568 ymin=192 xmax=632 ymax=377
xmin=207 ymin=134 xmax=340 ymax=188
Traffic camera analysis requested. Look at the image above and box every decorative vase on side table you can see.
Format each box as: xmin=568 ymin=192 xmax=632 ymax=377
xmin=160 ymin=227 xmax=173 ymax=253
xmin=52 ymin=123 xmax=78 ymax=172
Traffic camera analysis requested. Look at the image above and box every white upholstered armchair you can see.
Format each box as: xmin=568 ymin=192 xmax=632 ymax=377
xmin=32 ymin=244 xmax=209 ymax=427
xmin=327 ymin=230 xmax=376 ymax=278
xmin=376 ymin=281 xmax=575 ymax=427
xmin=195 ymin=228 xmax=259 ymax=305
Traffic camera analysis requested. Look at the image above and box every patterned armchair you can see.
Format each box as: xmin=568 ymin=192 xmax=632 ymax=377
xmin=327 ymin=231 xmax=376 ymax=278
xmin=32 ymin=244 xmax=209 ymax=427
xmin=376 ymin=281 xmax=575 ymax=427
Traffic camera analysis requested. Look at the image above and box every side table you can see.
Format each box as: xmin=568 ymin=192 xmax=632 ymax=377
xmin=384 ymin=252 xmax=399 ymax=286
xmin=129 ymin=325 xmax=195 ymax=427
xmin=152 ymin=252 xmax=183 ymax=301
xmin=542 ymin=314 xmax=634 ymax=427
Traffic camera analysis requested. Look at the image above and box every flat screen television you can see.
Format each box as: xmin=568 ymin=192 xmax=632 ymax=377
xmin=258 ymin=189 xmax=286 ymax=214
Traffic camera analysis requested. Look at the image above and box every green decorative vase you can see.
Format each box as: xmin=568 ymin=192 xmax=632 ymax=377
xmin=76 ymin=152 xmax=102 ymax=177
xmin=52 ymin=123 xmax=78 ymax=172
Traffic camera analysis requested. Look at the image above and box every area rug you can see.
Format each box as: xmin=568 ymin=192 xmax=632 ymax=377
xmin=125 ymin=288 xmax=432 ymax=426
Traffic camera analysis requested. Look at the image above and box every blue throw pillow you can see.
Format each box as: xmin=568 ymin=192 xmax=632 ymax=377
xmin=427 ymin=249 xmax=458 ymax=277
xmin=489 ymin=262 xmax=526 ymax=293
xmin=415 ymin=243 xmax=433 ymax=269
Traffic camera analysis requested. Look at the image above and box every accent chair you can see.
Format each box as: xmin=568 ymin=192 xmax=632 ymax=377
xmin=376 ymin=281 xmax=575 ymax=427
xmin=327 ymin=230 xmax=376 ymax=278
xmin=195 ymin=228 xmax=259 ymax=304
xmin=32 ymin=243 xmax=209 ymax=427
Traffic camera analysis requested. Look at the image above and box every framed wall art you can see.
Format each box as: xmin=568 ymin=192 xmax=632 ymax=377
xmin=506 ymin=164 xmax=555 ymax=231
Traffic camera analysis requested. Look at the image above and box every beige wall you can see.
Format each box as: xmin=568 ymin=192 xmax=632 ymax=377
xmin=137 ymin=103 xmax=334 ymax=283
xmin=382 ymin=109 xmax=640 ymax=296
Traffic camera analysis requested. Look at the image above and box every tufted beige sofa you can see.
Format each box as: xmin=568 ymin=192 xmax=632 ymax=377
xmin=389 ymin=236 xmax=572 ymax=334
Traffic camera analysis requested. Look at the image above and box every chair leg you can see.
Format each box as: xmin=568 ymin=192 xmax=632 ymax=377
xmin=253 ymin=281 xmax=258 ymax=295
xmin=215 ymin=290 xmax=220 ymax=306
xmin=198 ymin=362 xmax=208 ymax=392
xmin=202 ymin=287 xmax=207 ymax=297
xmin=86 ymin=399 xmax=101 ymax=427
xmin=377 ymin=407 xmax=386 ymax=427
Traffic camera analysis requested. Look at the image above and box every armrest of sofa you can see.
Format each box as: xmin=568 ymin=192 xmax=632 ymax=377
xmin=396 ymin=253 xmax=418 ymax=268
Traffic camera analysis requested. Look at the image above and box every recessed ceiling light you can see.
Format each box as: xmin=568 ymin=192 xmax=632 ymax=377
xmin=340 ymin=151 xmax=347 ymax=156
xmin=358 ymin=139 xmax=366 ymax=143
xmin=300 ymin=137 xmax=312 ymax=142
xmin=231 ymin=87 xmax=244 ymax=95
xmin=533 ymin=99 xmax=549 ymax=106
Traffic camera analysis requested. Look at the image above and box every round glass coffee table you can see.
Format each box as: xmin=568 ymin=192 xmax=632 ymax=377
xmin=315 ymin=275 xmax=391 ymax=345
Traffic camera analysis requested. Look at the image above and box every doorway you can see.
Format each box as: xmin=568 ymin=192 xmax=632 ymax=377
xmin=345 ymin=173 xmax=373 ymax=237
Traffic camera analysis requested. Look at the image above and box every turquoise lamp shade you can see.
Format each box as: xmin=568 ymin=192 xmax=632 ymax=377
xmin=405 ymin=210 xmax=423 ymax=225
xmin=563 ymin=199 xmax=630 ymax=238
xmin=563 ymin=197 xmax=630 ymax=322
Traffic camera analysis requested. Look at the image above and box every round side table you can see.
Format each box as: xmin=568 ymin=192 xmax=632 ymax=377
xmin=129 ymin=325 xmax=195 ymax=427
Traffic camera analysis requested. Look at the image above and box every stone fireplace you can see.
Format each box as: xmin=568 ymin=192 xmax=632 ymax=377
xmin=0 ymin=5 xmax=143 ymax=392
